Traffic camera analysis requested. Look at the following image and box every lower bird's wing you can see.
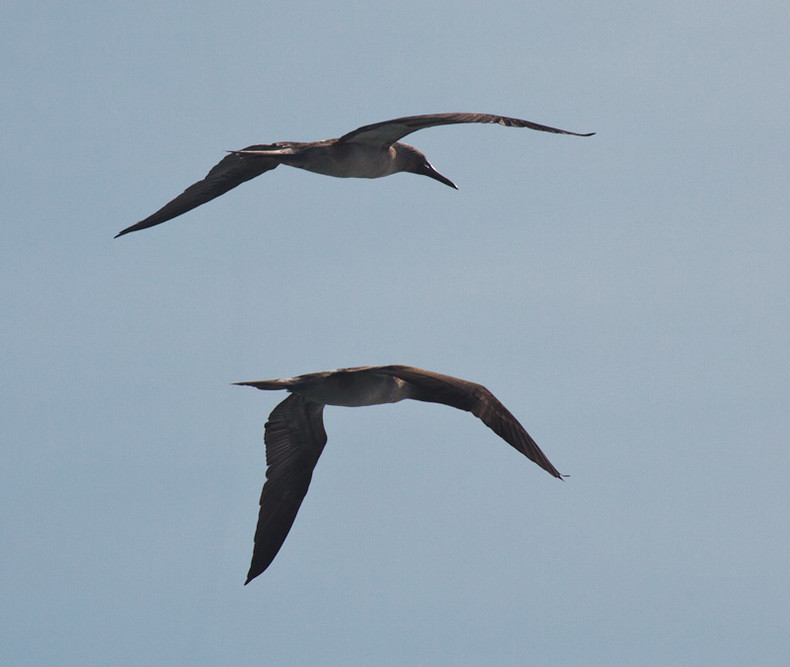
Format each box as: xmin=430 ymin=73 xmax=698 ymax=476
xmin=374 ymin=365 xmax=563 ymax=479
xmin=246 ymin=394 xmax=327 ymax=584
xmin=115 ymin=147 xmax=280 ymax=237
xmin=337 ymin=112 xmax=594 ymax=148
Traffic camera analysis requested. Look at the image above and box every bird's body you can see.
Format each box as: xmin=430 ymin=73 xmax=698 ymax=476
xmin=240 ymin=140 xmax=404 ymax=179
xmin=235 ymin=364 xmax=562 ymax=583
xmin=246 ymin=366 xmax=416 ymax=406
xmin=116 ymin=112 xmax=593 ymax=237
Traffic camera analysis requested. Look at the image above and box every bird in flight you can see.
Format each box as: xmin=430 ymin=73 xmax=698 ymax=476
xmin=235 ymin=364 xmax=563 ymax=584
xmin=116 ymin=112 xmax=594 ymax=237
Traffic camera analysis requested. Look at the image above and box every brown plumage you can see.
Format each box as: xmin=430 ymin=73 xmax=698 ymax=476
xmin=116 ymin=112 xmax=593 ymax=237
xmin=235 ymin=365 xmax=563 ymax=584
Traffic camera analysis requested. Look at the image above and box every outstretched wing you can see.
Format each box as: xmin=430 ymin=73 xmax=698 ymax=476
xmin=115 ymin=148 xmax=280 ymax=237
xmin=246 ymin=394 xmax=327 ymax=584
xmin=338 ymin=112 xmax=594 ymax=148
xmin=373 ymin=365 xmax=562 ymax=479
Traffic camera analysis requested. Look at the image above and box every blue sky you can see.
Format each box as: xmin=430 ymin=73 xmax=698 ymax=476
xmin=3 ymin=1 xmax=789 ymax=665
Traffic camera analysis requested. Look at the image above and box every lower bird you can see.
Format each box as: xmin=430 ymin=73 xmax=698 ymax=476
xmin=235 ymin=364 xmax=563 ymax=584
xmin=116 ymin=112 xmax=594 ymax=237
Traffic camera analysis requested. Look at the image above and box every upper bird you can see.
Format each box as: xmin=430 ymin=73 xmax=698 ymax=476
xmin=235 ymin=364 xmax=563 ymax=584
xmin=115 ymin=112 xmax=594 ymax=237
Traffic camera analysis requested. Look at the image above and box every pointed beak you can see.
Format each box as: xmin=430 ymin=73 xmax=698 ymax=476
xmin=421 ymin=162 xmax=458 ymax=190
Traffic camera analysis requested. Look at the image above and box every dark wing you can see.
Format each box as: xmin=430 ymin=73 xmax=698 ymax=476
xmin=246 ymin=394 xmax=327 ymax=584
xmin=375 ymin=365 xmax=562 ymax=479
xmin=115 ymin=147 xmax=280 ymax=237
xmin=338 ymin=112 xmax=595 ymax=148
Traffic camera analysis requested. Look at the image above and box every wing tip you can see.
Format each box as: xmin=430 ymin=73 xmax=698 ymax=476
xmin=114 ymin=218 xmax=159 ymax=237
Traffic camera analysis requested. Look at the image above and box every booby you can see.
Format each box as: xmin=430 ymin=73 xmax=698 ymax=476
xmin=235 ymin=364 xmax=563 ymax=583
xmin=116 ymin=112 xmax=593 ymax=237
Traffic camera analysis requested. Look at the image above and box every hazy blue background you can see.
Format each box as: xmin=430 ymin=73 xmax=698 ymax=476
xmin=3 ymin=1 xmax=789 ymax=665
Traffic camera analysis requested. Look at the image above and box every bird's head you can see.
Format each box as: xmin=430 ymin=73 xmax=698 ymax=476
xmin=393 ymin=143 xmax=458 ymax=189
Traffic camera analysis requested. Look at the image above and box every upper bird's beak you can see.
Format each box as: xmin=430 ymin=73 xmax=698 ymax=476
xmin=421 ymin=162 xmax=458 ymax=190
